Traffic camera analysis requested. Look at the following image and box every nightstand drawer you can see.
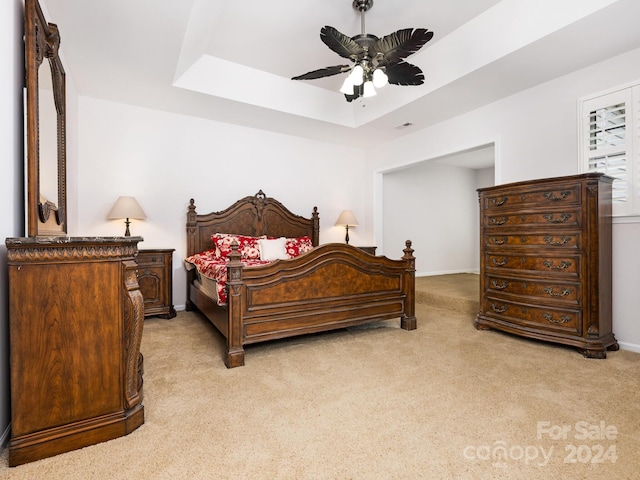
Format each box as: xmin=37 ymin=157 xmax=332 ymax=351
xmin=137 ymin=254 xmax=165 ymax=267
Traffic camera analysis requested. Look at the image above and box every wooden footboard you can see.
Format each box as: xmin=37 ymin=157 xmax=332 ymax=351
xmin=223 ymin=241 xmax=416 ymax=367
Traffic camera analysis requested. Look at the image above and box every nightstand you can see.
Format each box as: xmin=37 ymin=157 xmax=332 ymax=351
xmin=137 ymin=249 xmax=176 ymax=319
xmin=357 ymin=246 xmax=377 ymax=255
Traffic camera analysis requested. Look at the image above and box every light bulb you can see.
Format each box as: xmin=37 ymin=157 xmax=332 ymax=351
xmin=340 ymin=76 xmax=355 ymax=95
xmin=349 ymin=64 xmax=364 ymax=86
xmin=363 ymin=81 xmax=376 ymax=98
xmin=372 ymin=68 xmax=388 ymax=88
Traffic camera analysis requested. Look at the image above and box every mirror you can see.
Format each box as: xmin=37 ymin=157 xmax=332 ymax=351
xmin=25 ymin=0 xmax=67 ymax=236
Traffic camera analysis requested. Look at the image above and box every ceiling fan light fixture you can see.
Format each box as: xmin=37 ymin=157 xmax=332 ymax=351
xmin=363 ymin=81 xmax=376 ymax=98
xmin=372 ymin=68 xmax=388 ymax=88
xmin=349 ymin=64 xmax=365 ymax=86
xmin=290 ymin=0 xmax=432 ymax=102
xmin=340 ymin=76 xmax=355 ymax=95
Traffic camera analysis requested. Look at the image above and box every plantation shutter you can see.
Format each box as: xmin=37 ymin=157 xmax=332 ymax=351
xmin=582 ymin=89 xmax=631 ymax=215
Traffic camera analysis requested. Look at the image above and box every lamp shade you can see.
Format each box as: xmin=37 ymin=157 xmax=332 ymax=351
xmin=107 ymin=196 xmax=147 ymax=220
xmin=335 ymin=210 xmax=358 ymax=227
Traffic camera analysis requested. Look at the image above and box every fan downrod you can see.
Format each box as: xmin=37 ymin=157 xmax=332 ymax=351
xmin=353 ymin=0 xmax=373 ymax=12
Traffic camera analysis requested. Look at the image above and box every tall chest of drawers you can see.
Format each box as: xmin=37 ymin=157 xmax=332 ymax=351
xmin=475 ymin=173 xmax=618 ymax=358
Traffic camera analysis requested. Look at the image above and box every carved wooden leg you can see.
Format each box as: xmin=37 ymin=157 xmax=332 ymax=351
xmin=579 ymin=347 xmax=607 ymax=359
xmin=159 ymin=307 xmax=177 ymax=319
xmin=225 ymin=347 xmax=245 ymax=368
xmin=474 ymin=319 xmax=491 ymax=330
xmin=401 ymin=315 xmax=417 ymax=330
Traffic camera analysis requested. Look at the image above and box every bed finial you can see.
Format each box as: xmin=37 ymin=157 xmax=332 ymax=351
xmin=252 ymin=190 xmax=267 ymax=221
xmin=187 ymin=199 xmax=197 ymax=232
xmin=403 ymin=240 xmax=415 ymax=260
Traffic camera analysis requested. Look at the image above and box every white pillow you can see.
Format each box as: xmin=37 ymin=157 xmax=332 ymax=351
xmin=258 ymin=237 xmax=288 ymax=261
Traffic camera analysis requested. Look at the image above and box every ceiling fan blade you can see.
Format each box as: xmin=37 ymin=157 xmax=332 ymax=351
xmin=321 ymin=26 xmax=365 ymax=60
xmin=385 ymin=61 xmax=425 ymax=86
xmin=291 ymin=64 xmax=351 ymax=81
xmin=372 ymin=28 xmax=434 ymax=64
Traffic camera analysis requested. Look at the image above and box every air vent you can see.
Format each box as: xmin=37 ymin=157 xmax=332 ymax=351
xmin=395 ymin=122 xmax=414 ymax=129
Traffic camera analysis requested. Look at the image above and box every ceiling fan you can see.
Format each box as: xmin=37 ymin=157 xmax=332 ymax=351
xmin=291 ymin=0 xmax=434 ymax=102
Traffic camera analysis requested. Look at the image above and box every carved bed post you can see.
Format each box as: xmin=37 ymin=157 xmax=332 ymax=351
xmin=185 ymin=199 xmax=197 ymax=311
xmin=225 ymin=242 xmax=245 ymax=367
xmin=401 ymin=240 xmax=417 ymax=330
xmin=311 ymin=207 xmax=320 ymax=246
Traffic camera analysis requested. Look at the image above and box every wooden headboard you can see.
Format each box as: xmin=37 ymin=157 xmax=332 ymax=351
xmin=186 ymin=190 xmax=320 ymax=257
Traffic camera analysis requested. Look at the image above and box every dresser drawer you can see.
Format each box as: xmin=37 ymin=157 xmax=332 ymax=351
xmin=484 ymin=208 xmax=581 ymax=229
xmin=484 ymin=296 xmax=581 ymax=334
xmin=485 ymin=274 xmax=580 ymax=305
xmin=484 ymin=232 xmax=581 ymax=249
xmin=485 ymin=253 xmax=580 ymax=277
xmin=483 ymin=183 xmax=582 ymax=211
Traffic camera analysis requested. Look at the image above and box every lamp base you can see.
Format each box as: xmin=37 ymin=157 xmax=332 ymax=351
xmin=124 ymin=218 xmax=131 ymax=236
xmin=345 ymin=225 xmax=350 ymax=244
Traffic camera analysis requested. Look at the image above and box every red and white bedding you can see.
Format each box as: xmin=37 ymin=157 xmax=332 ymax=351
xmin=186 ymin=233 xmax=313 ymax=305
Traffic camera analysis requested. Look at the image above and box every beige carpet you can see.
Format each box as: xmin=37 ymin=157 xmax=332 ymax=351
xmin=415 ymin=273 xmax=479 ymax=315
xmin=1 ymin=274 xmax=639 ymax=479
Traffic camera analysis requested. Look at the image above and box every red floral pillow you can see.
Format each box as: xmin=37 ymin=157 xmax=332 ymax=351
xmin=285 ymin=236 xmax=313 ymax=259
xmin=211 ymin=233 xmax=264 ymax=260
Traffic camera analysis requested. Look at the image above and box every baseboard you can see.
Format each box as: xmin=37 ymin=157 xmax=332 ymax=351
xmin=416 ymin=269 xmax=479 ymax=277
xmin=618 ymin=341 xmax=640 ymax=354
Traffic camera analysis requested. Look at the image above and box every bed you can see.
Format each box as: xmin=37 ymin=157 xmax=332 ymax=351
xmin=185 ymin=190 xmax=416 ymax=368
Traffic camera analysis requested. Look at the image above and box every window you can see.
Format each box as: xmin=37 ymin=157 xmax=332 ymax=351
xmin=580 ymin=84 xmax=640 ymax=216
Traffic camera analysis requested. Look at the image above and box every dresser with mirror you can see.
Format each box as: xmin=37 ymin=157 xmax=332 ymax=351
xmin=5 ymin=0 xmax=145 ymax=466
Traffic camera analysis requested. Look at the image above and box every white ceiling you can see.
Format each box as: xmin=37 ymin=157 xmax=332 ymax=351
xmin=42 ymin=0 xmax=640 ymax=151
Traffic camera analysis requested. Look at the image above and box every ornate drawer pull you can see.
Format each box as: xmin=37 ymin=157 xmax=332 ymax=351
xmin=542 ymin=313 xmax=570 ymax=324
xmin=544 ymin=287 xmax=572 ymax=297
xmin=543 ymin=191 xmax=572 ymax=201
xmin=491 ymin=197 xmax=507 ymax=206
xmin=490 ymin=216 xmax=507 ymax=225
xmin=490 ymin=303 xmax=508 ymax=313
xmin=543 ymin=236 xmax=571 ymax=246
xmin=491 ymin=280 xmax=509 ymax=290
xmin=542 ymin=260 xmax=572 ymax=270
xmin=491 ymin=257 xmax=508 ymax=266
xmin=491 ymin=237 xmax=507 ymax=245
xmin=543 ymin=213 xmax=572 ymax=223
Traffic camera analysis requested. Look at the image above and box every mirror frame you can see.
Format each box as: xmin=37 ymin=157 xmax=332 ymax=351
xmin=25 ymin=0 xmax=67 ymax=236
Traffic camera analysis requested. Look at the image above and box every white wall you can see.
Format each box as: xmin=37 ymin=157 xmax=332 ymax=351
xmin=75 ymin=97 xmax=367 ymax=309
xmin=383 ymin=162 xmax=481 ymax=275
xmin=366 ymin=46 xmax=640 ymax=351
xmin=1 ymin=0 xmax=24 ymax=448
